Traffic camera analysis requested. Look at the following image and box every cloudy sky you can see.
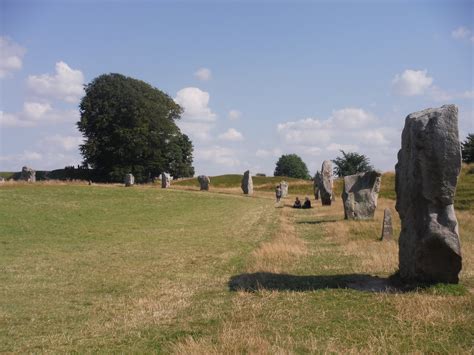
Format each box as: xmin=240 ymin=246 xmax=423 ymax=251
xmin=1 ymin=0 xmax=472 ymax=176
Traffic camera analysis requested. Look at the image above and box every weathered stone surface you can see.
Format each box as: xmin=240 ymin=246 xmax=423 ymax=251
xmin=161 ymin=172 xmax=171 ymax=188
xmin=124 ymin=173 xmax=135 ymax=187
xmin=21 ymin=166 xmax=36 ymax=182
xmin=313 ymin=171 xmax=321 ymax=200
xmin=320 ymin=160 xmax=333 ymax=205
xmin=280 ymin=181 xmax=288 ymax=197
xmin=381 ymin=208 xmax=393 ymax=241
xmin=396 ymin=104 xmax=462 ymax=283
xmin=0 ymin=177 xmax=4 ymax=183
xmin=241 ymin=170 xmax=253 ymax=195
xmin=342 ymin=171 xmax=381 ymax=220
xmin=198 ymin=175 xmax=210 ymax=190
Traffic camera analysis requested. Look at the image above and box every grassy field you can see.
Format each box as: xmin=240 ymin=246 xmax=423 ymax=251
xmin=1 ymin=168 xmax=473 ymax=353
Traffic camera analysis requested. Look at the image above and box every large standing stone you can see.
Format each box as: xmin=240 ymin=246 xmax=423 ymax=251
xmin=241 ymin=170 xmax=253 ymax=195
xmin=396 ymin=104 xmax=462 ymax=283
xmin=198 ymin=175 xmax=210 ymax=191
xmin=0 ymin=177 xmax=5 ymax=184
xmin=380 ymin=208 xmax=393 ymax=241
xmin=342 ymin=171 xmax=382 ymax=220
xmin=280 ymin=181 xmax=288 ymax=197
xmin=20 ymin=166 xmax=36 ymax=182
xmin=161 ymin=172 xmax=171 ymax=188
xmin=124 ymin=173 xmax=135 ymax=187
xmin=320 ymin=160 xmax=333 ymax=205
xmin=313 ymin=171 xmax=321 ymax=200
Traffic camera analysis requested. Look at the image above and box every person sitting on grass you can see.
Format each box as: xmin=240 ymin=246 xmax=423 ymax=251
xmin=293 ymin=197 xmax=302 ymax=208
xmin=302 ymin=196 xmax=312 ymax=209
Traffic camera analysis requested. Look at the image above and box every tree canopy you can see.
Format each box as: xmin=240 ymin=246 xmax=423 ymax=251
xmin=461 ymin=134 xmax=474 ymax=164
xmin=332 ymin=150 xmax=373 ymax=177
xmin=274 ymin=154 xmax=310 ymax=179
xmin=77 ymin=73 xmax=194 ymax=182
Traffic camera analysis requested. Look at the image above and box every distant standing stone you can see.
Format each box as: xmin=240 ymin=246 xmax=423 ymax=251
xmin=342 ymin=171 xmax=382 ymax=220
xmin=161 ymin=172 xmax=171 ymax=188
xmin=20 ymin=166 xmax=36 ymax=182
xmin=396 ymin=104 xmax=462 ymax=284
xmin=313 ymin=171 xmax=321 ymax=200
xmin=0 ymin=177 xmax=4 ymax=184
xmin=241 ymin=170 xmax=253 ymax=195
xmin=198 ymin=175 xmax=210 ymax=191
xmin=124 ymin=173 xmax=135 ymax=187
xmin=320 ymin=160 xmax=333 ymax=205
xmin=380 ymin=208 xmax=393 ymax=241
xmin=280 ymin=181 xmax=288 ymax=197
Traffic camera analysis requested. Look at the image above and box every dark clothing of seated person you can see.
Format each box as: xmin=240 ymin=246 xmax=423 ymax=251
xmin=302 ymin=197 xmax=311 ymax=209
xmin=293 ymin=197 xmax=302 ymax=208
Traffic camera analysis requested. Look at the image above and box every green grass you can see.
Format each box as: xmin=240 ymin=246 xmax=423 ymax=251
xmin=1 ymin=179 xmax=472 ymax=353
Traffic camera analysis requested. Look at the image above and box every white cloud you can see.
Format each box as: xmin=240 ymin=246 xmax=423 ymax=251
xmin=331 ymin=108 xmax=376 ymax=129
xmin=0 ymin=36 xmax=26 ymax=78
xmin=194 ymin=67 xmax=212 ymax=81
xmin=0 ymin=150 xmax=43 ymax=165
xmin=218 ymin=128 xmax=244 ymax=141
xmin=174 ymin=87 xmax=216 ymax=121
xmin=429 ymin=86 xmax=474 ymax=102
xmin=228 ymin=110 xmax=241 ymax=120
xmin=255 ymin=148 xmax=282 ymax=158
xmin=392 ymin=69 xmax=433 ymax=96
xmin=452 ymin=26 xmax=471 ymax=39
xmin=276 ymin=108 xmax=397 ymax=172
xmin=27 ymin=61 xmax=84 ymax=103
xmin=195 ymin=145 xmax=240 ymax=167
xmin=41 ymin=135 xmax=83 ymax=151
xmin=326 ymin=143 xmax=358 ymax=152
xmin=174 ymin=87 xmax=217 ymax=141
xmin=0 ymin=102 xmax=79 ymax=128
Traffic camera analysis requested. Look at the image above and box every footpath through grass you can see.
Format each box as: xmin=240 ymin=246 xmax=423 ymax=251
xmin=1 ymin=180 xmax=473 ymax=353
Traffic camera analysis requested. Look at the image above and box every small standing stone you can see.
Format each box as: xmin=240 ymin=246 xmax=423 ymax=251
xmin=20 ymin=166 xmax=36 ymax=182
xmin=161 ymin=172 xmax=171 ymax=188
xmin=241 ymin=170 xmax=253 ymax=195
xmin=280 ymin=181 xmax=288 ymax=197
xmin=381 ymin=208 xmax=393 ymax=241
xmin=198 ymin=175 xmax=210 ymax=191
xmin=320 ymin=160 xmax=333 ymax=205
xmin=0 ymin=177 xmax=5 ymax=184
xmin=124 ymin=173 xmax=135 ymax=187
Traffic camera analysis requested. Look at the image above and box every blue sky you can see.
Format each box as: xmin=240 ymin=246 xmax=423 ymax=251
xmin=1 ymin=0 xmax=473 ymax=176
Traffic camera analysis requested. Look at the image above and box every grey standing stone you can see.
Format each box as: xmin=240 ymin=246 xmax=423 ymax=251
xmin=381 ymin=208 xmax=393 ymax=241
xmin=198 ymin=175 xmax=210 ymax=191
xmin=342 ymin=171 xmax=382 ymax=220
xmin=280 ymin=181 xmax=288 ymax=197
xmin=21 ymin=166 xmax=36 ymax=182
xmin=396 ymin=104 xmax=462 ymax=283
xmin=161 ymin=172 xmax=171 ymax=188
xmin=313 ymin=171 xmax=321 ymax=200
xmin=320 ymin=160 xmax=333 ymax=205
xmin=124 ymin=173 xmax=135 ymax=187
xmin=241 ymin=170 xmax=253 ymax=195
xmin=0 ymin=177 xmax=4 ymax=183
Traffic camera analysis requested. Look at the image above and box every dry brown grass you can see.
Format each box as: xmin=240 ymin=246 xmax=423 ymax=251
xmin=248 ymin=207 xmax=308 ymax=273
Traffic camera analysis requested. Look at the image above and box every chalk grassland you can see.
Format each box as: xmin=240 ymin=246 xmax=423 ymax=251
xmin=1 ymin=166 xmax=473 ymax=353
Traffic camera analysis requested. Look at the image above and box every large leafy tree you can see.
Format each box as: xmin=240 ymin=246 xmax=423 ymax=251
xmin=274 ymin=154 xmax=310 ymax=179
xmin=77 ymin=73 xmax=194 ymax=182
xmin=461 ymin=133 xmax=474 ymax=163
xmin=332 ymin=150 xmax=373 ymax=177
